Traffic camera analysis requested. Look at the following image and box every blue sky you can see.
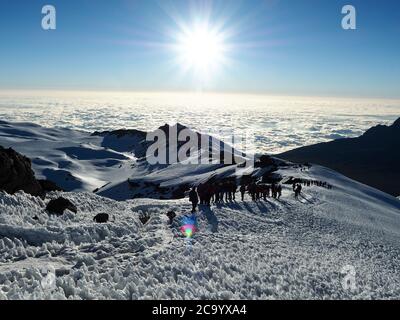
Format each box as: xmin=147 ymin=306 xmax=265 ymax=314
xmin=0 ymin=0 xmax=399 ymax=98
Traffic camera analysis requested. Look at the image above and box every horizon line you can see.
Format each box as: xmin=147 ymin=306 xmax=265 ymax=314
xmin=1 ymin=88 xmax=400 ymax=102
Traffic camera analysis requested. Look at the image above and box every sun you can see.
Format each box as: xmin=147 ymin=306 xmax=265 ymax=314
xmin=175 ymin=23 xmax=228 ymax=79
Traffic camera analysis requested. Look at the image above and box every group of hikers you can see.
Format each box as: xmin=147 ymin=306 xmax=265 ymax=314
xmin=196 ymin=181 xmax=238 ymax=206
xmin=293 ymin=178 xmax=333 ymax=190
xmin=188 ymin=175 xmax=335 ymax=211
xmin=189 ymin=180 xmax=285 ymax=212
xmin=245 ymin=182 xmax=283 ymax=201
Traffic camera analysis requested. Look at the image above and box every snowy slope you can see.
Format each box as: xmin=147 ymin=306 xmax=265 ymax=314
xmin=0 ymin=120 xmax=136 ymax=193
xmin=0 ymin=120 xmax=250 ymax=201
xmin=0 ymin=165 xmax=399 ymax=300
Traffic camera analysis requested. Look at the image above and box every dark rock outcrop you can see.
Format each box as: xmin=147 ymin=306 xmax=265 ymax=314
xmin=93 ymin=213 xmax=109 ymax=223
xmin=0 ymin=146 xmax=44 ymax=197
xmin=166 ymin=211 xmax=176 ymax=225
xmin=38 ymin=179 xmax=64 ymax=192
xmin=46 ymin=197 xmax=77 ymax=215
xmin=279 ymin=118 xmax=400 ymax=196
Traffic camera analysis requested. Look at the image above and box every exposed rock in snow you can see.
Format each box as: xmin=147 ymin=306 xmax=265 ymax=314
xmin=0 ymin=146 xmax=43 ymax=197
xmin=46 ymin=197 xmax=77 ymax=216
xmin=93 ymin=213 xmax=110 ymax=223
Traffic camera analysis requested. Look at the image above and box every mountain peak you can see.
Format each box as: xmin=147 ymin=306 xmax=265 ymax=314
xmin=362 ymin=117 xmax=400 ymax=137
xmin=392 ymin=117 xmax=400 ymax=128
xmin=157 ymin=123 xmax=189 ymax=133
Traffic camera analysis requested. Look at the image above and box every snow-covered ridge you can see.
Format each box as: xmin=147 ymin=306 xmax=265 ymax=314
xmin=0 ymin=120 xmax=135 ymax=194
xmin=0 ymin=120 xmax=253 ymax=201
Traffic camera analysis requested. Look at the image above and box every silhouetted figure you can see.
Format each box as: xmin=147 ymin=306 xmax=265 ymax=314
xmin=227 ymin=182 xmax=233 ymax=201
xmin=271 ymin=183 xmax=276 ymax=199
xmin=294 ymin=184 xmax=302 ymax=199
xmin=248 ymin=183 xmax=256 ymax=201
xmin=240 ymin=184 xmax=246 ymax=201
xmin=205 ymin=184 xmax=212 ymax=206
xmin=218 ymin=183 xmax=224 ymax=203
xmin=197 ymin=183 xmax=204 ymax=205
xmin=223 ymin=182 xmax=230 ymax=202
xmin=210 ymin=184 xmax=215 ymax=203
xmin=215 ymin=183 xmax=221 ymax=203
xmin=189 ymin=187 xmax=199 ymax=212
xmin=231 ymin=181 xmax=237 ymax=201
xmin=256 ymin=184 xmax=262 ymax=200
xmin=277 ymin=184 xmax=282 ymax=199
xmin=261 ymin=184 xmax=267 ymax=200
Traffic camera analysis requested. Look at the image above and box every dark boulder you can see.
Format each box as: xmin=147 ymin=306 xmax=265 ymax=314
xmin=38 ymin=179 xmax=64 ymax=192
xmin=0 ymin=146 xmax=44 ymax=197
xmin=46 ymin=197 xmax=77 ymax=215
xmin=166 ymin=211 xmax=176 ymax=224
xmin=93 ymin=213 xmax=109 ymax=223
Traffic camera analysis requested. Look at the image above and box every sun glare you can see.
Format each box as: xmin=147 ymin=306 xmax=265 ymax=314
xmin=175 ymin=23 xmax=228 ymax=79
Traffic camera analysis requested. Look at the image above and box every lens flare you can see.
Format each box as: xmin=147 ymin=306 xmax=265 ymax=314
xmin=180 ymin=215 xmax=198 ymax=238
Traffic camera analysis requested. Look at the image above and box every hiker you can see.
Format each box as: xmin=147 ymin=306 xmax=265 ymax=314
xmin=189 ymin=187 xmax=199 ymax=212
xmin=219 ymin=183 xmax=225 ymax=203
xmin=227 ymin=182 xmax=233 ymax=201
xmin=214 ymin=183 xmax=219 ymax=201
xmin=260 ymin=184 xmax=267 ymax=200
xmin=197 ymin=183 xmax=204 ymax=205
xmin=265 ymin=184 xmax=271 ymax=199
xmin=294 ymin=184 xmax=302 ymax=199
xmin=240 ymin=184 xmax=246 ymax=201
xmin=271 ymin=183 xmax=277 ymax=199
xmin=277 ymin=184 xmax=282 ymax=199
xmin=224 ymin=182 xmax=231 ymax=202
xmin=231 ymin=180 xmax=237 ymax=201
xmin=297 ymin=184 xmax=302 ymax=196
xmin=205 ymin=184 xmax=212 ymax=206
xmin=248 ymin=183 xmax=256 ymax=201
xmin=256 ymin=184 xmax=264 ymax=200
xmin=209 ymin=184 xmax=216 ymax=204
